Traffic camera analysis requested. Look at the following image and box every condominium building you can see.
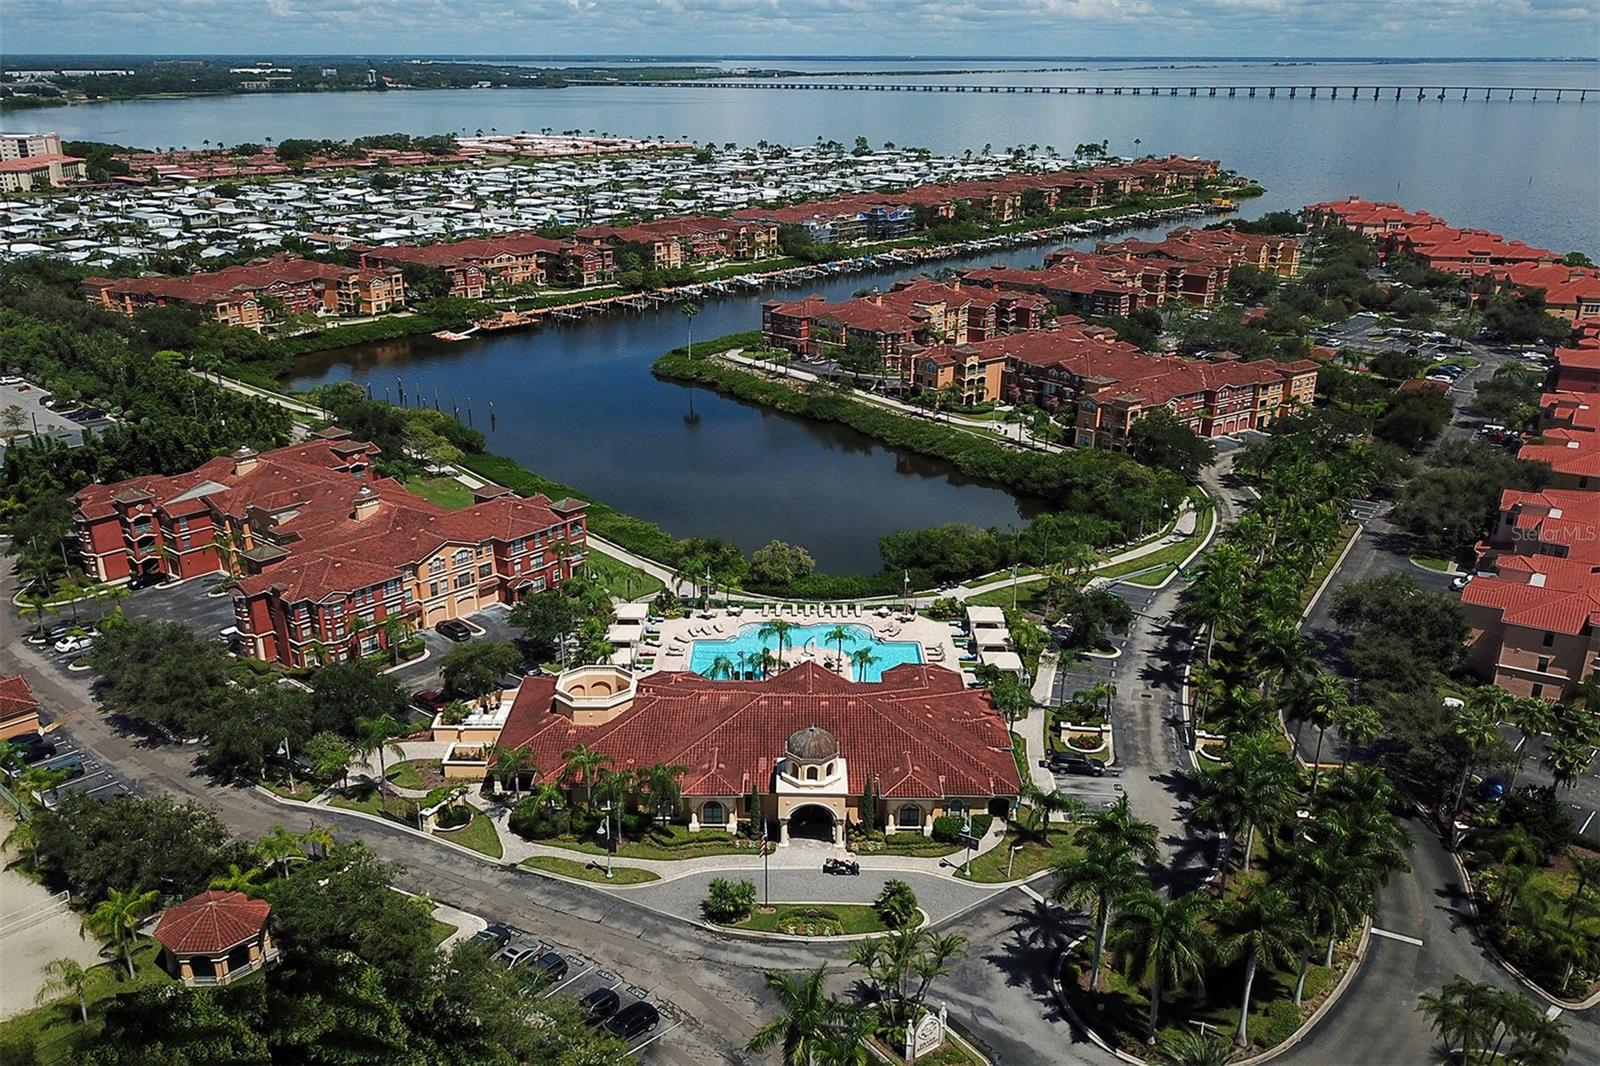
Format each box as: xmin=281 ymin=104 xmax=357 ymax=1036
xmin=73 ymin=429 xmax=587 ymax=667
xmin=0 ymin=131 xmax=64 ymax=160
xmin=0 ymin=153 xmax=88 ymax=192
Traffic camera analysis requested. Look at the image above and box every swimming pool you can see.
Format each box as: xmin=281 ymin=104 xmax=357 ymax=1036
xmin=689 ymin=622 xmax=922 ymax=683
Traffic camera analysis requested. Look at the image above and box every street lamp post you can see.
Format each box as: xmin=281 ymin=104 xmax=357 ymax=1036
xmin=1011 ymin=564 xmax=1019 ymax=610
xmin=1008 ymin=843 xmax=1022 ymax=880
xmin=599 ymin=804 xmax=615 ymax=879
xmin=961 ymin=804 xmax=973 ymax=878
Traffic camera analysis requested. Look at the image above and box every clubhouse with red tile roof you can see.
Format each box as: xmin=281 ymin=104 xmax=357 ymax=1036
xmin=152 ymin=890 xmax=278 ymax=987
xmin=455 ymin=660 xmax=1022 ymax=842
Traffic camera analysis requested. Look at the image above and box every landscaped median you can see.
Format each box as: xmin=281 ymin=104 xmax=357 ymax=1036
xmin=703 ymin=877 xmax=926 ymax=939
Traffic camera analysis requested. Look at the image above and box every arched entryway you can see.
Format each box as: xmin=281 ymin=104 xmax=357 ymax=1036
xmin=787 ymin=804 xmax=836 ymax=843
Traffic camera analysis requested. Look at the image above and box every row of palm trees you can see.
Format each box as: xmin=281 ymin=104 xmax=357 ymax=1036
xmin=500 ymin=741 xmax=688 ymax=839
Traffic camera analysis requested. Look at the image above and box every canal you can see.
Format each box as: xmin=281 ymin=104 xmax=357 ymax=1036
xmin=283 ymin=232 xmax=1163 ymax=574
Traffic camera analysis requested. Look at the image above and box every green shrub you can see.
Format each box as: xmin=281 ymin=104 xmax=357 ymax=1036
xmin=507 ymin=798 xmax=571 ymax=840
xmin=702 ymin=877 xmax=758 ymax=923
xmin=435 ymin=804 xmax=472 ymax=829
xmin=931 ymin=813 xmax=993 ymax=844
xmin=1257 ymin=998 xmax=1303 ymax=1048
xmin=874 ymin=879 xmax=920 ymax=928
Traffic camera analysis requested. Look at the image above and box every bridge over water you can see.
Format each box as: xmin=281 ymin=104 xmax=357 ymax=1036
xmin=578 ymin=80 xmax=1594 ymax=102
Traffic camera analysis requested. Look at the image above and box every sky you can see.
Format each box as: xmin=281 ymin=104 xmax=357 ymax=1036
xmin=5 ymin=0 xmax=1599 ymax=59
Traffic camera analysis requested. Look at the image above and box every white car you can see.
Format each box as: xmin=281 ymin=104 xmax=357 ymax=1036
xmin=1451 ymin=574 xmax=1473 ymax=591
xmin=54 ymin=634 xmax=94 ymax=654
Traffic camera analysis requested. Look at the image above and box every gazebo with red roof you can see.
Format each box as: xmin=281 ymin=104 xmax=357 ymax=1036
xmin=151 ymin=890 xmax=277 ymax=986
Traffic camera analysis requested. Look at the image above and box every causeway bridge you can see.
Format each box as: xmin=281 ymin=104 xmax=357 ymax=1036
xmin=580 ymin=80 xmax=1594 ymax=102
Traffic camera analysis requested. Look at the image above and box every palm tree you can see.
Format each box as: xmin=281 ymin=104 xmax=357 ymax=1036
xmin=1079 ymin=794 xmax=1160 ymax=866
xmin=708 ymin=654 xmax=736 ymax=680
xmin=487 ymin=742 xmax=537 ymax=798
xmin=1051 ymin=848 xmax=1146 ymax=994
xmin=1297 ymin=670 xmax=1347 ymax=799
xmin=1197 ymin=733 xmax=1296 ymax=880
xmin=1450 ymin=699 xmax=1503 ymax=814
xmin=1215 ymin=884 xmax=1302 ymax=1048
xmin=209 ymin=862 xmax=268 ymax=893
xmin=85 ymin=885 xmax=159 ymax=979
xmin=744 ymin=964 xmax=840 ymax=1065
xmin=822 ymin=624 xmax=854 ymax=666
xmin=1542 ymin=735 xmax=1594 ymax=789
xmin=560 ymin=743 xmax=612 ymax=810
xmin=1114 ymin=889 xmax=1213 ymax=1035
xmin=644 ymin=762 xmax=687 ymax=823
xmin=850 ymin=647 xmax=879 ymax=681
xmin=300 ymin=823 xmax=334 ymax=860
xmin=1334 ymin=701 xmax=1381 ymax=772
xmin=36 ymin=958 xmax=98 ymax=1024
xmin=756 ymin=648 xmax=779 ymax=679
xmin=352 ymin=714 xmax=404 ymax=794
xmin=758 ymin=618 xmax=794 ymax=668
xmin=256 ymin=825 xmax=304 ymax=880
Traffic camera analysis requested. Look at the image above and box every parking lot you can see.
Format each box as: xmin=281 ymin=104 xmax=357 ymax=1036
xmin=8 ymin=731 xmax=135 ymax=810
xmin=483 ymin=922 xmax=685 ymax=1058
xmin=0 ymin=376 xmax=116 ymax=454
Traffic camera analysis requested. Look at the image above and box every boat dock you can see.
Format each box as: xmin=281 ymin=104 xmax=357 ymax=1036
xmin=579 ymin=80 xmax=1594 ymax=103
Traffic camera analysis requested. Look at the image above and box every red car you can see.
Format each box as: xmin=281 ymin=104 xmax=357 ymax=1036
xmin=413 ymin=690 xmax=450 ymax=715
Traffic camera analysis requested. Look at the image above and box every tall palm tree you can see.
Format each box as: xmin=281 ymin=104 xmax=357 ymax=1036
xmin=1216 ymin=884 xmax=1302 ymax=1048
xmin=756 ymin=648 xmax=779 ymax=679
xmin=560 ymin=743 xmax=612 ymax=811
xmin=487 ymin=742 xmax=537 ymax=799
xmin=1297 ymin=670 xmax=1347 ymax=799
xmin=1197 ymin=733 xmax=1296 ymax=880
xmin=36 ymin=957 xmax=98 ymax=1023
xmin=822 ymin=624 xmax=855 ymax=666
xmin=352 ymin=714 xmax=404 ymax=795
xmin=850 ymin=647 xmax=879 ymax=681
xmin=1333 ymin=701 xmax=1381 ymax=772
xmin=85 ymin=885 xmax=159 ymax=979
xmin=744 ymin=964 xmax=840 ymax=1066
xmin=300 ymin=823 xmax=334 ymax=860
xmin=1113 ymin=889 xmax=1213 ymax=1034
xmin=759 ymin=618 xmax=794 ymax=668
xmin=708 ymin=654 xmax=736 ymax=680
xmin=1051 ymin=848 xmax=1146 ymax=994
xmin=1450 ymin=698 xmax=1504 ymax=814
xmin=1542 ymin=735 xmax=1594 ymax=790
xmin=1080 ymin=794 xmax=1160 ymax=865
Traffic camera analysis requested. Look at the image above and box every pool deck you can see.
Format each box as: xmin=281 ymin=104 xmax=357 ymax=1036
xmin=640 ymin=606 xmax=968 ymax=682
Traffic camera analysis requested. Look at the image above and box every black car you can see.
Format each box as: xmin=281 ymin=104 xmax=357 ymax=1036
xmin=436 ymin=619 xmax=473 ymax=642
xmin=9 ymin=733 xmax=58 ymax=765
xmin=579 ymin=987 xmax=621 ymax=1026
xmin=470 ymin=923 xmax=515 ymax=950
xmin=1049 ymin=751 xmax=1106 ymax=777
xmin=603 ymin=1001 xmax=661 ymax=1041
xmin=527 ymin=951 xmax=569 ymax=985
xmin=127 ymin=571 xmax=166 ymax=590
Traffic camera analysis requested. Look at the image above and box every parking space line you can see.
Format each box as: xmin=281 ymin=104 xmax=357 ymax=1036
xmin=630 ymin=1019 xmax=682 ymax=1054
xmin=1370 ymin=927 xmax=1423 ymax=946
xmin=542 ymin=965 xmax=592 ymax=998
xmin=1544 ymin=1004 xmax=1563 ymax=1020
xmin=1580 ymin=810 xmax=1595 ymax=835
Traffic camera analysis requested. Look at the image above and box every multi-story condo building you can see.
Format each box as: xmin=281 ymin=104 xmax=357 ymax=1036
xmin=1470 ymin=262 xmax=1600 ymax=321
xmin=0 ymin=131 xmax=64 ymax=160
xmin=73 ymin=430 xmax=588 ymax=667
xmin=85 ymin=254 xmax=405 ymax=329
xmin=361 ymin=234 xmax=616 ymax=295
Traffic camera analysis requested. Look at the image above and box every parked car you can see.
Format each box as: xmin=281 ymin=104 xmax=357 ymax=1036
xmin=6 ymin=733 xmax=57 ymax=765
xmin=603 ymin=1001 xmax=661 ymax=1041
xmin=1049 ymin=751 xmax=1106 ymax=777
xmin=470 ymin=923 xmax=515 ymax=950
xmin=436 ymin=619 xmax=473 ymax=642
xmin=1451 ymin=573 xmax=1473 ymax=591
xmin=53 ymin=634 xmax=94 ymax=655
xmin=822 ymin=857 xmax=860 ymax=876
xmin=579 ymin=987 xmax=621 ymax=1026
xmin=413 ymin=690 xmax=450 ymax=715
xmin=526 ymin=951 xmax=569 ymax=986
xmin=494 ymin=937 xmax=543 ymax=970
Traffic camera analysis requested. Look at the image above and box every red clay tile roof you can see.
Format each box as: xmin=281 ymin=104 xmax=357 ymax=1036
xmin=0 ymin=675 xmax=39 ymax=722
xmin=152 ymin=891 xmax=270 ymax=956
xmin=498 ymin=661 xmax=1021 ymax=800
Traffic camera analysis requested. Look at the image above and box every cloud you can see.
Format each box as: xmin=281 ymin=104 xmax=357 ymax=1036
xmin=5 ymin=0 xmax=1598 ymax=56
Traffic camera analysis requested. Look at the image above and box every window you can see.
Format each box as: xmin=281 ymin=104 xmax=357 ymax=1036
xmin=700 ymin=801 xmax=726 ymax=826
xmin=896 ymin=805 xmax=922 ymax=829
xmin=428 ymin=558 xmax=445 ymax=577
xmin=824 ymin=762 xmax=834 ymax=777
xmin=1542 ymin=632 xmax=1555 ymax=648
xmin=452 ymin=549 xmax=471 ymax=568
xmin=1537 ymin=656 xmax=1551 ymax=672
xmin=1531 ymin=684 xmax=1544 ymax=698
xmin=511 ymin=537 xmax=526 ymax=554
xmin=804 ymin=766 xmax=819 ymax=781
xmin=454 ymin=572 xmax=473 ymax=590
xmin=429 ymin=581 xmax=440 ymax=598
xmin=478 ymin=563 xmax=493 ymax=579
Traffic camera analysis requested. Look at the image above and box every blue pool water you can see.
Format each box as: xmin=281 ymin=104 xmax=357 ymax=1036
xmin=689 ymin=623 xmax=922 ymax=683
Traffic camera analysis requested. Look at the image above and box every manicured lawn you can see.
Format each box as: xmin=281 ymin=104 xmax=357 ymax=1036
xmin=1119 ymin=564 xmax=1176 ymax=588
xmin=1412 ymin=555 xmax=1451 ymax=572
xmin=1094 ymin=509 xmax=1213 ymax=581
xmin=958 ymin=825 xmax=1080 ymax=884
xmin=428 ymin=917 xmax=458 ymax=947
xmin=521 ymin=855 xmax=660 ymax=884
xmin=385 ymin=759 xmax=442 ymax=790
xmin=440 ymin=811 xmax=503 ymax=858
xmin=259 ymin=776 xmax=320 ymax=802
xmin=851 ymin=833 xmax=961 ymax=858
xmin=533 ymin=823 xmax=760 ymax=861
xmin=403 ymin=474 xmax=476 ymax=510
xmin=581 ymin=547 xmax=665 ymax=600
xmin=729 ymin=903 xmax=893 ymax=936
xmin=965 ymin=579 xmax=1050 ymax=611
xmin=0 ymin=939 xmax=174 ymax=1066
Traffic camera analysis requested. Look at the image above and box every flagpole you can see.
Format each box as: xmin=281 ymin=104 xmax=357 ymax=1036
xmin=761 ymin=817 xmax=770 ymax=908
xmin=279 ymin=737 xmax=295 ymax=791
